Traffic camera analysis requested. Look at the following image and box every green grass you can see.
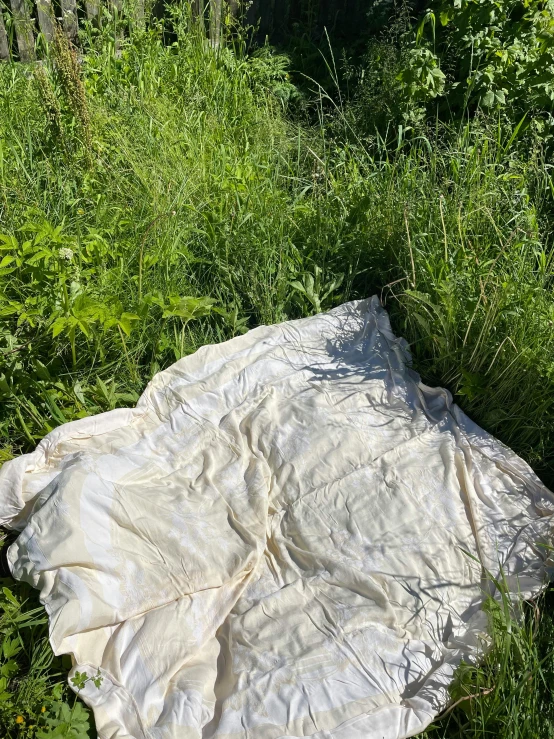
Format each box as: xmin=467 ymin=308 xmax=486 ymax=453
xmin=421 ymin=571 xmax=554 ymax=738
xmin=0 ymin=9 xmax=553 ymax=736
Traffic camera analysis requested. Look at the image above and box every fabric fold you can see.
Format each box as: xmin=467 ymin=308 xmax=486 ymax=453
xmin=0 ymin=296 xmax=552 ymax=739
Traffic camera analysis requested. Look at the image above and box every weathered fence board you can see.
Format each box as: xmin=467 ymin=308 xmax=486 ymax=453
xmin=36 ymin=0 xmax=55 ymax=42
xmin=0 ymin=6 xmax=9 ymax=60
xmin=209 ymin=0 xmax=221 ymax=45
xmin=85 ymin=0 xmax=101 ymax=25
xmin=0 ymin=0 xmax=371 ymax=62
xmin=133 ymin=0 xmax=144 ymax=27
xmin=10 ymin=0 xmax=36 ymax=61
xmin=61 ymin=0 xmax=78 ymax=41
xmin=191 ymin=0 xmax=205 ymax=30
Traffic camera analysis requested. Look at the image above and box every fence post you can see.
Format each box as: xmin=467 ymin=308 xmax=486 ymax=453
xmin=61 ymin=0 xmax=79 ymax=42
xmin=191 ymin=0 xmax=204 ymax=25
xmin=10 ymin=0 xmax=35 ymax=61
xmin=133 ymin=0 xmax=145 ymax=28
xmin=110 ymin=0 xmax=124 ymax=49
xmin=209 ymin=0 xmax=221 ymax=46
xmin=0 ymin=4 xmax=9 ymax=60
xmin=36 ymin=0 xmax=56 ymax=42
xmin=85 ymin=0 xmax=102 ymax=26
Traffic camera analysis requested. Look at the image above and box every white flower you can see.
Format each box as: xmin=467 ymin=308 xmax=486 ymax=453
xmin=59 ymin=247 xmax=74 ymax=262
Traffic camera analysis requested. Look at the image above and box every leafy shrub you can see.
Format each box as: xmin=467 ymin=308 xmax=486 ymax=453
xmin=434 ymin=0 xmax=554 ymax=116
xmin=408 ymin=0 xmax=554 ymax=133
xmin=346 ymin=0 xmax=554 ymax=138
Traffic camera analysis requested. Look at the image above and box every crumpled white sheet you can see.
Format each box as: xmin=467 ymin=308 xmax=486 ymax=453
xmin=1 ymin=296 xmax=553 ymax=739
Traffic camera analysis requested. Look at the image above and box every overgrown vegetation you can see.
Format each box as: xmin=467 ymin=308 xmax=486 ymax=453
xmin=423 ymin=578 xmax=554 ymax=738
xmin=0 ymin=539 xmax=97 ymax=738
xmin=0 ymin=1 xmax=554 ymax=735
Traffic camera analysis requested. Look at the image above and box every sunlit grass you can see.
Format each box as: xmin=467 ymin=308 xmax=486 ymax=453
xmin=0 ymin=10 xmax=553 ymax=736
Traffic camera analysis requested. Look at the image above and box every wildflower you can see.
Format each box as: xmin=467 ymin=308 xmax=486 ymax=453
xmin=52 ymin=27 xmax=92 ymax=155
xmin=33 ymin=65 xmax=63 ymax=146
xmin=15 ymin=715 xmax=24 ymax=724
xmin=77 ymin=208 xmax=84 ymax=215
xmin=40 ymin=706 xmax=46 ymax=713
xmin=59 ymin=247 xmax=74 ymax=262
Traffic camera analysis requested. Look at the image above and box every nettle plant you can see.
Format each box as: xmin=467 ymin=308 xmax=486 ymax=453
xmin=0 ymin=215 xmax=241 ymax=449
xmin=0 ymin=219 xmax=139 ymax=445
xmin=400 ymin=0 xmax=554 ymax=131
xmin=0 ymin=219 xmax=138 ymax=369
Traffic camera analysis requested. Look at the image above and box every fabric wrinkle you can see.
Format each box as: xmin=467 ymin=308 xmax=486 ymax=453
xmin=0 ymin=296 xmax=552 ymax=739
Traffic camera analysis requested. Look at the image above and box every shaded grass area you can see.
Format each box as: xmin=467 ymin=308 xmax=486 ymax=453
xmin=421 ymin=579 xmax=554 ymax=738
xmin=0 ymin=13 xmax=553 ymax=737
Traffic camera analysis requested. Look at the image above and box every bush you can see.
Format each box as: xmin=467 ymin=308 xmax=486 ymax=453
xmin=345 ymin=0 xmax=554 ymax=139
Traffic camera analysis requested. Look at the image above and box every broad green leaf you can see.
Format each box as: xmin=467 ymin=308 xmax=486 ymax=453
xmin=2 ymin=637 xmax=22 ymax=659
xmin=52 ymin=317 xmax=69 ymax=338
xmin=2 ymin=587 xmax=19 ymax=605
xmin=118 ymin=312 xmax=140 ymax=336
xmin=0 ymin=234 xmax=18 ymax=249
xmin=482 ymin=89 xmax=495 ymax=107
xmin=0 ymin=302 xmax=21 ymax=317
xmin=33 ymin=359 xmax=51 ymax=381
xmin=0 ymin=659 xmax=19 ymax=678
xmin=162 ymin=296 xmax=216 ymax=320
xmin=26 ymin=249 xmax=53 ymax=265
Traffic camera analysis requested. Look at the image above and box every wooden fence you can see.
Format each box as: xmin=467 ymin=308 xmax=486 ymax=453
xmin=0 ymin=0 xmax=142 ymax=62
xmin=0 ymin=0 xmax=369 ymax=63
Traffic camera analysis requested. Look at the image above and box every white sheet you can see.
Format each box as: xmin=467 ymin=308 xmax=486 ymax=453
xmin=1 ymin=296 xmax=552 ymax=739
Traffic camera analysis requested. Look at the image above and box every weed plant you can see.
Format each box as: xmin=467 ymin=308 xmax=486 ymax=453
xmin=421 ymin=575 xmax=554 ymax=738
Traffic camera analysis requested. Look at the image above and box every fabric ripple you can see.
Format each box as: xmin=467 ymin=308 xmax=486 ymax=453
xmin=0 ymin=296 xmax=553 ymax=739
